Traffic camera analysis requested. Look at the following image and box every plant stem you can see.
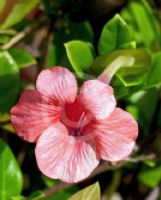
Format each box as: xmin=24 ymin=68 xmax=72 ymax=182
xmin=1 ymin=27 xmax=30 ymax=50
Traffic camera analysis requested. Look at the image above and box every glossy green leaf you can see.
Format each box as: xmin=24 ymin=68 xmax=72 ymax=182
xmin=0 ymin=139 xmax=23 ymax=199
xmin=0 ymin=0 xmax=40 ymax=30
xmin=0 ymin=51 xmax=20 ymax=113
xmin=145 ymin=52 xmax=161 ymax=88
xmin=9 ymin=48 xmax=36 ymax=68
xmin=68 ymin=182 xmax=100 ymax=200
xmin=92 ymin=49 xmax=151 ymax=86
xmin=65 ymin=40 xmax=94 ymax=77
xmin=98 ymin=14 xmax=132 ymax=55
xmin=138 ymin=162 xmax=161 ymax=188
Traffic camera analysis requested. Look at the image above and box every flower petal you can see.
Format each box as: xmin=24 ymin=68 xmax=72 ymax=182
xmin=36 ymin=67 xmax=77 ymax=104
xmin=93 ymin=108 xmax=138 ymax=161
xmin=11 ymin=89 xmax=59 ymax=142
xmin=35 ymin=123 xmax=99 ymax=183
xmin=79 ymin=80 xmax=116 ymax=120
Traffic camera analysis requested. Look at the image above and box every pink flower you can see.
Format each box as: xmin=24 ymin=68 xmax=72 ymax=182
xmin=11 ymin=66 xmax=138 ymax=183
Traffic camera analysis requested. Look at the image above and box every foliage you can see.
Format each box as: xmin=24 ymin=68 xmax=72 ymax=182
xmin=0 ymin=0 xmax=161 ymax=199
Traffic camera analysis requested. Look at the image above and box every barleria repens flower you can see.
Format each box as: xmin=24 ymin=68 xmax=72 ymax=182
xmin=11 ymin=66 xmax=138 ymax=183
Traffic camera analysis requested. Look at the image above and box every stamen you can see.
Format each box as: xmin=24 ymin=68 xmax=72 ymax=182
xmin=70 ymin=128 xmax=81 ymax=136
xmin=70 ymin=112 xmax=88 ymax=137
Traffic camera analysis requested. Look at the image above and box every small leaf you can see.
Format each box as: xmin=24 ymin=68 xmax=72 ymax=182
xmin=0 ymin=139 xmax=23 ymax=199
xmin=138 ymin=162 xmax=161 ymax=188
xmin=42 ymin=175 xmax=58 ymax=188
xmin=0 ymin=51 xmax=20 ymax=113
xmin=1 ymin=123 xmax=15 ymax=133
xmin=65 ymin=40 xmax=94 ymax=77
xmin=98 ymin=14 xmax=132 ymax=55
xmin=9 ymin=48 xmax=36 ymax=68
xmin=68 ymin=182 xmax=100 ymax=200
xmin=92 ymin=49 xmax=151 ymax=86
xmin=0 ymin=0 xmax=40 ymax=30
xmin=145 ymin=52 xmax=161 ymax=88
xmin=0 ymin=34 xmax=10 ymax=44
xmin=0 ymin=113 xmax=10 ymax=122
xmin=144 ymin=160 xmax=156 ymax=168
xmin=119 ymin=41 xmax=136 ymax=49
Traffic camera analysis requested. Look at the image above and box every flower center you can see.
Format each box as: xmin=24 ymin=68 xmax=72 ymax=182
xmin=60 ymin=98 xmax=91 ymax=136
xmin=70 ymin=128 xmax=81 ymax=136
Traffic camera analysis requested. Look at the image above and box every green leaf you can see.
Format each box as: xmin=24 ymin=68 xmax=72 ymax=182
xmin=8 ymin=48 xmax=36 ymax=68
xmin=65 ymin=40 xmax=94 ymax=77
xmin=28 ymin=191 xmax=45 ymax=200
xmin=127 ymin=88 xmax=158 ymax=133
xmin=0 ymin=34 xmax=10 ymax=44
xmin=92 ymin=49 xmax=151 ymax=86
xmin=145 ymin=52 xmax=161 ymax=88
xmin=1 ymin=123 xmax=15 ymax=133
xmin=0 ymin=139 xmax=23 ymax=199
xmin=46 ymin=21 xmax=94 ymax=69
xmin=0 ymin=0 xmax=40 ymax=30
xmin=0 ymin=51 xmax=20 ymax=113
xmin=68 ymin=182 xmax=100 ymax=200
xmin=11 ymin=196 xmax=26 ymax=200
xmin=112 ymin=80 xmax=130 ymax=98
xmin=119 ymin=41 xmax=136 ymax=49
xmin=138 ymin=162 xmax=161 ymax=188
xmin=46 ymin=191 xmax=73 ymax=200
xmin=121 ymin=1 xmax=160 ymax=50
xmin=42 ymin=176 xmax=58 ymax=188
xmin=98 ymin=14 xmax=132 ymax=55
xmin=0 ymin=0 xmax=6 ymax=11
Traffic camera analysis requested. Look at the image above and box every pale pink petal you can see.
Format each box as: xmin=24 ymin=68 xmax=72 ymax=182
xmin=93 ymin=108 xmax=138 ymax=161
xmin=35 ymin=123 xmax=99 ymax=183
xmin=79 ymin=80 xmax=116 ymax=120
xmin=11 ymin=90 xmax=59 ymax=142
xmin=36 ymin=67 xmax=77 ymax=104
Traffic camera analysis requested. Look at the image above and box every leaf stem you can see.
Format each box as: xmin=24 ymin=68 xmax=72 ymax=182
xmin=1 ymin=27 xmax=30 ymax=50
